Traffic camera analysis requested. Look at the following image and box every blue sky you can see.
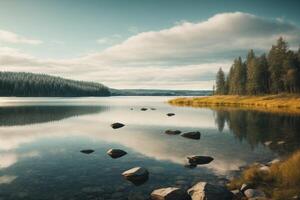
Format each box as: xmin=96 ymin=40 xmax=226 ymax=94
xmin=0 ymin=0 xmax=300 ymax=89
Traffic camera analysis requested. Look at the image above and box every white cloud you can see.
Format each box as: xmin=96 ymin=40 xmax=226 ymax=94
xmin=96 ymin=34 xmax=121 ymax=45
xmin=87 ymin=12 xmax=300 ymax=67
xmin=0 ymin=30 xmax=42 ymax=45
xmin=1 ymin=12 xmax=300 ymax=89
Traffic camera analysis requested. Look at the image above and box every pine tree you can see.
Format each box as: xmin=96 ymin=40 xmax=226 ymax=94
xmin=268 ymin=37 xmax=288 ymax=93
xmin=216 ymin=68 xmax=227 ymax=94
xmin=246 ymin=50 xmax=257 ymax=94
xmin=232 ymin=57 xmax=247 ymax=95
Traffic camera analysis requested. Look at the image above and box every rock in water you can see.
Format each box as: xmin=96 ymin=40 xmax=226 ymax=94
xmin=111 ymin=122 xmax=125 ymax=129
xmin=141 ymin=108 xmax=148 ymax=111
xmin=122 ymin=167 xmax=149 ymax=186
xmin=80 ymin=149 xmax=94 ymax=154
xmin=165 ymin=130 xmax=181 ymax=135
xmin=187 ymin=155 xmax=214 ymax=165
xmin=240 ymin=183 xmax=251 ymax=193
xmin=244 ymin=189 xmax=266 ymax=199
xmin=151 ymin=187 xmax=190 ymax=200
xmin=181 ymin=131 xmax=201 ymax=140
xmin=150 ymin=108 xmax=156 ymax=110
xmin=188 ymin=182 xmax=233 ymax=200
xmin=167 ymin=113 xmax=175 ymax=117
xmin=264 ymin=141 xmax=272 ymax=146
xmin=107 ymin=149 xmax=127 ymax=158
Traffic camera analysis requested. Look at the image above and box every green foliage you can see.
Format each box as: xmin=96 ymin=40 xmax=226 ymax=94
xmin=216 ymin=37 xmax=300 ymax=95
xmin=0 ymin=72 xmax=110 ymax=97
xmin=215 ymin=68 xmax=227 ymax=94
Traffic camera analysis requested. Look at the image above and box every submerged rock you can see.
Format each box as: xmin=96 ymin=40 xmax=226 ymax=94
xmin=165 ymin=130 xmax=181 ymax=135
xmin=187 ymin=155 xmax=214 ymax=165
xmin=181 ymin=131 xmax=201 ymax=140
xmin=141 ymin=108 xmax=148 ymax=111
xmin=188 ymin=182 xmax=233 ymax=200
xmin=166 ymin=113 xmax=175 ymax=117
xmin=151 ymin=108 xmax=156 ymax=110
xmin=107 ymin=149 xmax=127 ymax=158
xmin=264 ymin=141 xmax=272 ymax=146
xmin=111 ymin=122 xmax=125 ymax=129
xmin=122 ymin=167 xmax=149 ymax=186
xmin=80 ymin=149 xmax=94 ymax=154
xmin=151 ymin=187 xmax=190 ymax=200
xmin=244 ymin=189 xmax=266 ymax=199
xmin=277 ymin=140 xmax=285 ymax=145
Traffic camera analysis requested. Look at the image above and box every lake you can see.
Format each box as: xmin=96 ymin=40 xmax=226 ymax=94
xmin=0 ymin=96 xmax=299 ymax=200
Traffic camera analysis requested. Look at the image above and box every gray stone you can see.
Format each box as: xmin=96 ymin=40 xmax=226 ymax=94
xmin=111 ymin=122 xmax=125 ymax=129
xmin=244 ymin=189 xmax=266 ymax=199
xmin=166 ymin=113 xmax=175 ymax=117
xmin=267 ymin=158 xmax=281 ymax=166
xmin=264 ymin=141 xmax=272 ymax=146
xmin=165 ymin=130 xmax=181 ymax=135
xmin=151 ymin=187 xmax=190 ymax=200
xmin=188 ymin=182 xmax=233 ymax=200
xmin=80 ymin=149 xmax=94 ymax=154
xmin=240 ymin=183 xmax=250 ymax=193
xmin=122 ymin=167 xmax=149 ymax=185
xmin=181 ymin=131 xmax=201 ymax=140
xmin=231 ymin=190 xmax=243 ymax=200
xmin=107 ymin=149 xmax=127 ymax=158
xmin=187 ymin=155 xmax=213 ymax=165
xmin=277 ymin=140 xmax=285 ymax=145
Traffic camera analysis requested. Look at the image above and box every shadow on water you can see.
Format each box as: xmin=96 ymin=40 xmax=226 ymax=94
xmin=0 ymin=106 xmax=107 ymax=126
xmin=213 ymin=108 xmax=300 ymax=155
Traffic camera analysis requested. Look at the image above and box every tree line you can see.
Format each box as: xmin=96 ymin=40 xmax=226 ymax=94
xmin=0 ymin=72 xmax=110 ymax=97
xmin=215 ymin=37 xmax=300 ymax=95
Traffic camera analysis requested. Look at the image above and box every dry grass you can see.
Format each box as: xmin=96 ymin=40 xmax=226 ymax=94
xmin=228 ymin=150 xmax=300 ymax=200
xmin=168 ymin=94 xmax=300 ymax=114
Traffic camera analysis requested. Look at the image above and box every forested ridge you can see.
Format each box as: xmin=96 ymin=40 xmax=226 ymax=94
xmin=215 ymin=37 xmax=300 ymax=95
xmin=0 ymin=72 xmax=110 ymax=97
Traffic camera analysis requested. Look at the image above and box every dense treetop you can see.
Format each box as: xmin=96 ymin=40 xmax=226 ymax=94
xmin=0 ymin=72 xmax=110 ymax=97
xmin=215 ymin=37 xmax=300 ymax=95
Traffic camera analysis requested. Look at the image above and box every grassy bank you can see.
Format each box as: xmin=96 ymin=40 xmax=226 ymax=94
xmin=168 ymin=94 xmax=300 ymax=114
xmin=228 ymin=150 xmax=300 ymax=200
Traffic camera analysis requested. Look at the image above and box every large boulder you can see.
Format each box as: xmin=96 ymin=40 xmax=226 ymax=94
xmin=80 ymin=149 xmax=94 ymax=154
xmin=244 ymin=189 xmax=266 ymax=199
xmin=111 ymin=122 xmax=125 ymax=129
xmin=181 ymin=132 xmax=201 ymax=140
xmin=151 ymin=187 xmax=190 ymax=200
xmin=165 ymin=130 xmax=181 ymax=135
xmin=122 ymin=167 xmax=149 ymax=185
xmin=107 ymin=149 xmax=127 ymax=158
xmin=188 ymin=182 xmax=233 ymax=200
xmin=187 ymin=155 xmax=214 ymax=165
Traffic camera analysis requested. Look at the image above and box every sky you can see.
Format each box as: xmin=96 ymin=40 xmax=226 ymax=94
xmin=0 ymin=0 xmax=300 ymax=90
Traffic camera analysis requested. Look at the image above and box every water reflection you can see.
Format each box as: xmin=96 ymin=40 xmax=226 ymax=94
xmin=0 ymin=105 xmax=106 ymax=126
xmin=0 ymin=97 xmax=299 ymax=199
xmin=213 ymin=108 xmax=300 ymax=154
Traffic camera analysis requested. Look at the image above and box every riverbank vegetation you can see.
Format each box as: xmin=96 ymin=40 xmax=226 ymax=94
xmin=168 ymin=94 xmax=300 ymax=114
xmin=228 ymin=150 xmax=300 ymax=200
xmin=215 ymin=37 xmax=300 ymax=95
xmin=0 ymin=72 xmax=110 ymax=97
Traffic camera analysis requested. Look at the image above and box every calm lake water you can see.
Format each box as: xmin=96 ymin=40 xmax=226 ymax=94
xmin=0 ymin=96 xmax=299 ymax=200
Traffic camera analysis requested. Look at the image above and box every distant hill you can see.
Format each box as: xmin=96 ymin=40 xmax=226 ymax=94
xmin=0 ymin=71 xmax=211 ymax=97
xmin=110 ymin=89 xmax=212 ymax=96
xmin=0 ymin=72 xmax=110 ymax=97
